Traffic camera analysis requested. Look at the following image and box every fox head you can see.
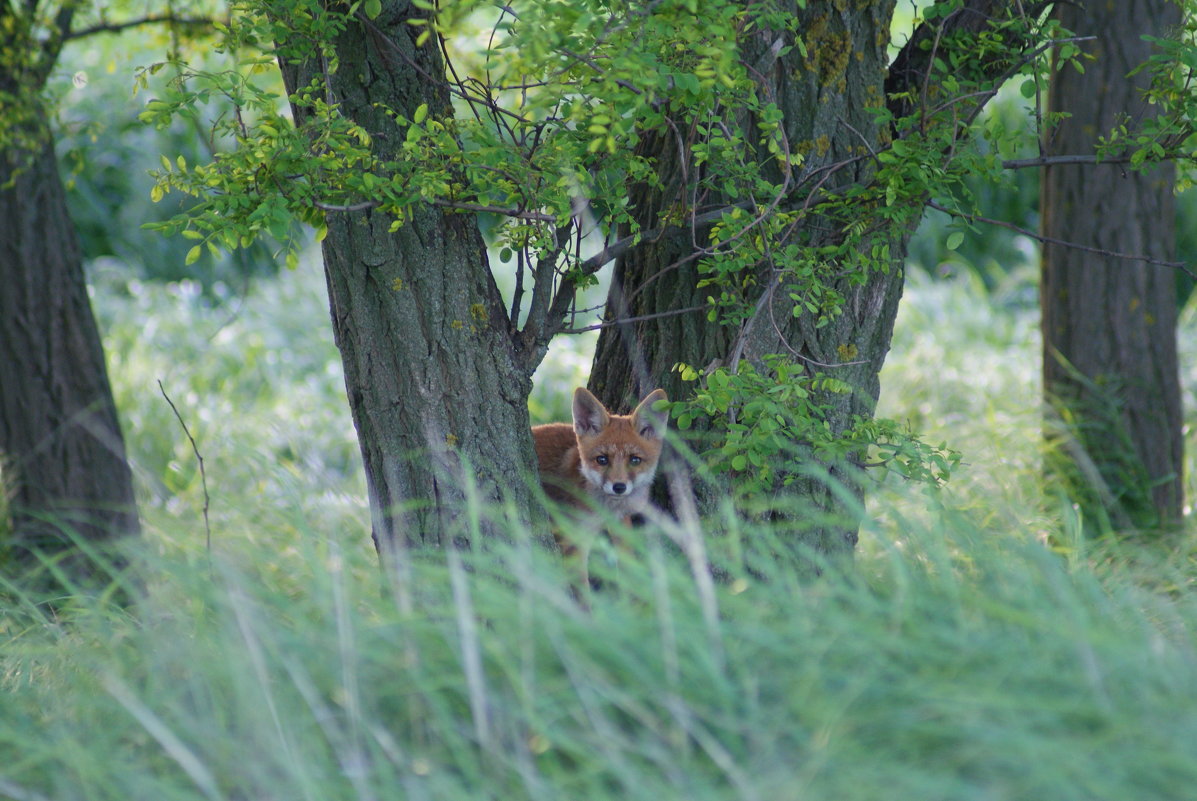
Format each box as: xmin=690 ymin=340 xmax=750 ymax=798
xmin=572 ymin=387 xmax=669 ymax=500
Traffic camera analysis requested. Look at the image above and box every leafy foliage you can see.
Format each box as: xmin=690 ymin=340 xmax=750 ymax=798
xmin=137 ymin=0 xmax=803 ymax=284
xmin=672 ymin=355 xmax=959 ymax=497
xmin=1102 ymin=5 xmax=1197 ymax=174
xmin=0 ymin=0 xmax=69 ymax=175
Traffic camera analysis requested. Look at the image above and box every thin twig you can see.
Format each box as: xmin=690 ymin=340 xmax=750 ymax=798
xmin=557 ymin=303 xmax=709 ymax=334
xmin=158 ymin=380 xmax=212 ymax=556
xmin=1001 ymin=154 xmax=1131 ymax=169
xmin=927 ymin=199 xmax=1196 ymax=279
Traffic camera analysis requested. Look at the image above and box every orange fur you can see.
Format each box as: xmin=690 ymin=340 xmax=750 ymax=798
xmin=532 ymin=387 xmax=668 ymax=556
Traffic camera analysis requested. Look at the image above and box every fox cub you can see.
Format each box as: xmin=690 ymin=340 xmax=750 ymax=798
xmin=532 ymin=387 xmax=669 ymax=528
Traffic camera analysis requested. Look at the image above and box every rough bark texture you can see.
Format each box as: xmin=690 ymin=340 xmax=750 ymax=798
xmin=278 ymin=3 xmax=538 ymax=550
xmin=1041 ymin=0 xmax=1183 ymax=529
xmin=588 ymin=0 xmax=1057 ymax=557
xmin=589 ymin=1 xmax=904 ymax=557
xmin=0 ymin=118 xmax=141 ymax=560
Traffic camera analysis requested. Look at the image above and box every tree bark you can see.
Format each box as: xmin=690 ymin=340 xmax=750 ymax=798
xmin=0 ymin=116 xmax=141 ymax=562
xmin=277 ymin=3 xmax=539 ymax=551
xmin=589 ymin=1 xmax=904 ymax=557
xmin=588 ymin=1 xmax=1060 ymax=556
xmin=1041 ymin=0 xmax=1183 ymax=529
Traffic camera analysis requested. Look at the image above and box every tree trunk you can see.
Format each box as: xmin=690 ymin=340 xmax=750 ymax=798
xmin=277 ymin=4 xmax=538 ymax=551
xmin=1040 ymin=0 xmax=1183 ymax=529
xmin=589 ymin=1 xmax=904 ymax=557
xmin=0 ymin=116 xmax=141 ymax=563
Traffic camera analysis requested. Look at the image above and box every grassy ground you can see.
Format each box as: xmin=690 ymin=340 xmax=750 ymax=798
xmin=3 ymin=261 xmax=1196 ymax=800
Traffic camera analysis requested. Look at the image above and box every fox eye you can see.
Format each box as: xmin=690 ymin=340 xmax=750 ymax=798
xmin=629 ymin=455 xmax=642 ymax=466
xmin=595 ymin=455 xmax=609 ymax=466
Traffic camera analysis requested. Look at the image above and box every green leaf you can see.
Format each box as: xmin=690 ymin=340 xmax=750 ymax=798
xmin=945 ymin=231 xmax=965 ymax=251
xmin=185 ymin=245 xmax=202 ymax=265
xmin=364 ymin=0 xmax=382 ymax=18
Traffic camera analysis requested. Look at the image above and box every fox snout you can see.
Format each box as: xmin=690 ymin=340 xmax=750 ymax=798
xmin=590 ymin=473 xmax=636 ymax=496
xmin=601 ymin=478 xmax=637 ymax=497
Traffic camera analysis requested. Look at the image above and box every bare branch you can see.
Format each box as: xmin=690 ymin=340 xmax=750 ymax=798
xmin=926 ymin=199 xmax=1196 ymax=279
xmin=65 ymin=14 xmax=212 ymax=42
xmin=314 ymin=196 xmax=556 ymax=221
xmin=575 ymin=201 xmax=753 ymax=278
xmin=1002 ymin=154 xmax=1130 ymax=169
xmin=433 ymin=199 xmax=554 ymax=221
xmin=558 ymin=303 xmax=709 ymax=334
xmin=314 ymin=199 xmax=381 ymax=213
xmin=157 ymin=380 xmax=212 ymax=558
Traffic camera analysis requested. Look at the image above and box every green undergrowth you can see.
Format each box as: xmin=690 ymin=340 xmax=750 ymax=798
xmin=3 ymin=496 xmax=1197 ymax=801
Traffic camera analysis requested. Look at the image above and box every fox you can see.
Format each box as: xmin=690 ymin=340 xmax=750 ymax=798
xmin=532 ymin=386 xmax=669 ymax=533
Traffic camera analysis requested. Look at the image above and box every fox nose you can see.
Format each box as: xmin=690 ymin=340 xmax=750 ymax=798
xmin=611 ymin=482 xmax=627 ymax=495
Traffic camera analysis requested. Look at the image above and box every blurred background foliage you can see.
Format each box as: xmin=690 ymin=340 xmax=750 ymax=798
xmin=56 ymin=33 xmax=288 ymax=294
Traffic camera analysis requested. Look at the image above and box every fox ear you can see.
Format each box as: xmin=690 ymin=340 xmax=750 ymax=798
xmin=632 ymin=388 xmax=669 ymax=440
xmin=572 ymin=387 xmax=610 ymax=436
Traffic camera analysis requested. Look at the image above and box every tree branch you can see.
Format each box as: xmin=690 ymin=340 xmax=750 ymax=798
xmin=313 ymin=196 xmax=556 ymax=221
xmin=557 ymin=303 xmax=709 ymax=334
xmin=1002 ymin=153 xmax=1130 ymax=169
xmin=64 ymin=14 xmax=213 ymax=42
xmin=927 ymin=199 xmax=1196 ymax=279
xmin=886 ymin=1 xmax=1058 ymax=120
xmin=574 ymin=201 xmax=754 ymax=279
xmin=314 ymin=199 xmax=381 ymax=213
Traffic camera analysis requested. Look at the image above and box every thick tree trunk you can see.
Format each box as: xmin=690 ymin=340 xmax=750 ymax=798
xmin=1041 ymin=0 xmax=1183 ymax=529
xmin=589 ymin=1 xmax=903 ymax=557
xmin=278 ymin=3 xmax=538 ymax=551
xmin=0 ymin=120 xmax=141 ymax=562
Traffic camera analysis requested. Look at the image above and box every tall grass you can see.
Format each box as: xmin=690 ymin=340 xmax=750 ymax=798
xmin=2 ymin=261 xmax=1196 ymax=800
xmin=4 ymin=495 xmax=1197 ymax=800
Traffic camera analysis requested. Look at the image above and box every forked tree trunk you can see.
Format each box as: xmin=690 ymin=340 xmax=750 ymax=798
xmin=0 ymin=118 xmax=141 ymax=564
xmin=1041 ymin=0 xmax=1183 ymax=529
xmin=589 ymin=1 xmax=1058 ymax=557
xmin=589 ymin=1 xmax=905 ymax=557
xmin=277 ymin=4 xmax=539 ymax=551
